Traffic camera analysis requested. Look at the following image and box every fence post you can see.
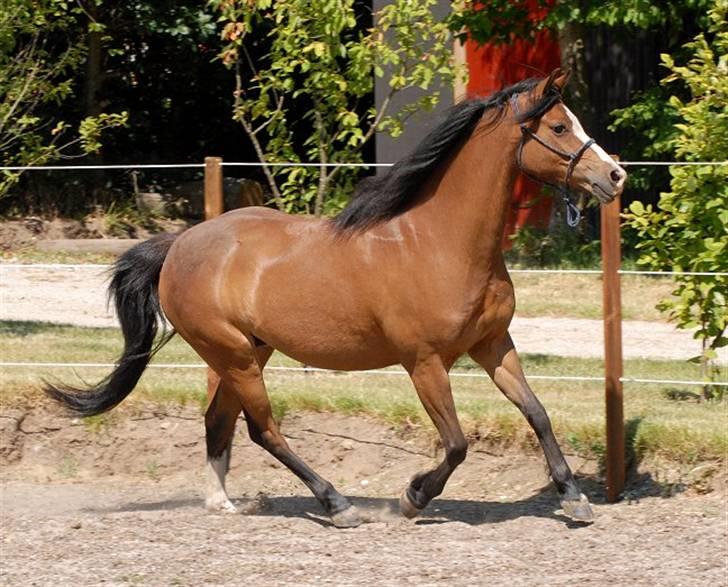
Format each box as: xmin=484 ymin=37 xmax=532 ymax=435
xmin=204 ymin=156 xmax=224 ymax=398
xmin=602 ymin=185 xmax=625 ymax=503
xmin=204 ymin=156 xmax=224 ymax=220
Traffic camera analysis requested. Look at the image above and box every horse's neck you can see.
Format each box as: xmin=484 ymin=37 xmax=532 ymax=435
xmin=404 ymin=121 xmax=519 ymax=266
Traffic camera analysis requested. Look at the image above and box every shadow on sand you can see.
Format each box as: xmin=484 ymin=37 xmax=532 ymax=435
xmin=87 ymin=416 xmax=684 ymax=527
xmin=94 ymin=473 xmax=613 ymax=529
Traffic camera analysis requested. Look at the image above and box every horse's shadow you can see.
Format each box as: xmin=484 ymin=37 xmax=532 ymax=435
xmin=246 ymin=492 xmax=581 ymax=528
xmin=91 ymin=418 xmax=677 ymax=526
xmin=91 ymin=475 xmax=603 ymax=528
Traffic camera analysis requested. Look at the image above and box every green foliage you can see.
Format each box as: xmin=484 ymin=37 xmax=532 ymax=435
xmin=505 ymin=224 xmax=601 ymax=269
xmin=0 ymin=0 xmax=127 ymax=197
xmin=211 ymin=0 xmax=466 ymax=215
xmin=547 ymin=0 xmax=712 ymax=30
xmin=450 ymin=0 xmax=537 ymax=45
xmin=623 ymin=2 xmax=728 ymax=397
xmin=609 ymin=88 xmax=680 ymax=193
xmin=453 ymin=0 xmax=713 ymax=45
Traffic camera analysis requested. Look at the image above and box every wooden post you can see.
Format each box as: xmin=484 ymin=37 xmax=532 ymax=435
xmin=601 ymin=187 xmax=625 ymax=502
xmin=452 ymin=37 xmax=467 ymax=103
xmin=204 ymin=156 xmax=223 ymax=398
xmin=204 ymin=156 xmax=224 ymax=220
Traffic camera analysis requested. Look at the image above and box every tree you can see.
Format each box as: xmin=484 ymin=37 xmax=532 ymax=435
xmin=623 ymin=1 xmax=727 ymax=398
xmin=211 ymin=0 xmax=466 ymax=216
xmin=453 ymin=1 xmax=714 ymax=191
xmin=0 ymin=0 xmax=126 ymax=197
xmin=81 ymin=0 xmax=229 ymax=162
xmin=453 ymin=1 xmax=713 ymax=45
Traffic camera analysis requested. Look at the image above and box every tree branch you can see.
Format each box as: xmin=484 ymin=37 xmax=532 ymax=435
xmin=314 ymin=110 xmax=329 ymax=217
xmin=235 ymin=62 xmax=285 ymax=211
xmin=251 ymin=95 xmax=284 ymax=136
xmin=361 ymin=89 xmax=393 ymax=145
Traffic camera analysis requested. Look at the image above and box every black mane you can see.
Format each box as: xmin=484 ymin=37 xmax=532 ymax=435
xmin=332 ymin=77 xmax=561 ymax=232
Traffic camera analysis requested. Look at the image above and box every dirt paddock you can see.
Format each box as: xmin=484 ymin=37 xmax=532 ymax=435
xmin=1 ymin=405 xmax=726 ymax=586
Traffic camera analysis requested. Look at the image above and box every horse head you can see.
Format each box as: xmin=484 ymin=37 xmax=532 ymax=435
xmin=510 ymin=68 xmax=626 ymax=206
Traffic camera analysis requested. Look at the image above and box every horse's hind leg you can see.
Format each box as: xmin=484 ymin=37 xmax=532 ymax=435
xmin=204 ymin=346 xmax=274 ymax=513
xmin=205 ymin=373 xmax=241 ymax=512
xmin=203 ymin=337 xmax=361 ymax=528
xmin=400 ymin=356 xmax=468 ymax=518
xmin=469 ymin=333 xmax=594 ymax=522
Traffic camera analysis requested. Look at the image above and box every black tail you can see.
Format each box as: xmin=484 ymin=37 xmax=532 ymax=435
xmin=45 ymin=233 xmax=178 ymax=416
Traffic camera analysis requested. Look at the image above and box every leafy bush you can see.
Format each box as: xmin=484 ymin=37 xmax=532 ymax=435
xmin=0 ymin=0 xmax=127 ymax=197
xmin=623 ymin=1 xmax=727 ymax=398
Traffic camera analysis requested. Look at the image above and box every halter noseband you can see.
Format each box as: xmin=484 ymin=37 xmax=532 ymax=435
xmin=510 ymin=94 xmax=595 ymax=227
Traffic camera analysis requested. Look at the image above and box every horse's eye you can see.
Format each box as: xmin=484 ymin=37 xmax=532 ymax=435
xmin=553 ymin=123 xmax=567 ymax=135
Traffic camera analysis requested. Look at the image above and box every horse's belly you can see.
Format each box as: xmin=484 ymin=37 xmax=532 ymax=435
xmin=245 ymin=250 xmax=400 ymax=369
xmin=254 ymin=325 xmax=398 ymax=371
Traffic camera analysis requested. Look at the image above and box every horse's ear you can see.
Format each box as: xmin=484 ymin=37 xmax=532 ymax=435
xmin=551 ymin=69 xmax=571 ymax=93
xmin=534 ymin=68 xmax=571 ymax=97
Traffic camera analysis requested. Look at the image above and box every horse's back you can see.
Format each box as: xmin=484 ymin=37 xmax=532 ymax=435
xmin=158 ymin=208 xmax=399 ymax=369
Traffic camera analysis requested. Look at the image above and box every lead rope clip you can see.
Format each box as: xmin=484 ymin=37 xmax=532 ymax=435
xmin=562 ymin=192 xmax=581 ymax=227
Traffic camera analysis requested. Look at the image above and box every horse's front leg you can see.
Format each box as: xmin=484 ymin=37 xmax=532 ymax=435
xmin=469 ymin=333 xmax=594 ymax=522
xmin=400 ymin=356 xmax=468 ymax=518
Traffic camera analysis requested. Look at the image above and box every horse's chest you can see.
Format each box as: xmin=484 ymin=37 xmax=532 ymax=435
xmin=402 ymin=278 xmax=515 ymax=349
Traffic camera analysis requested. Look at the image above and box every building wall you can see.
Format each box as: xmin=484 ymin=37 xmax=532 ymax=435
xmin=373 ymin=0 xmax=559 ymax=241
xmin=373 ymin=0 xmax=454 ymax=168
xmin=466 ymin=26 xmax=562 ymax=238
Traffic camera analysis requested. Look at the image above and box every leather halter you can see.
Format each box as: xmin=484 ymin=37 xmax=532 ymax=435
xmin=510 ymin=94 xmax=595 ymax=227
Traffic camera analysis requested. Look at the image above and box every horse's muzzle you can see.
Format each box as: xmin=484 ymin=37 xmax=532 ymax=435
xmin=589 ymin=165 xmax=626 ymax=203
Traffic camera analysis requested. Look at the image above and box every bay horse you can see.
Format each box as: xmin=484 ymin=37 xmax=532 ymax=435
xmin=46 ymin=69 xmax=625 ymax=528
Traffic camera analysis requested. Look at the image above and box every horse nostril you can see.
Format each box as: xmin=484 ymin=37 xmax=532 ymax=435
xmin=610 ymin=169 xmax=624 ymax=184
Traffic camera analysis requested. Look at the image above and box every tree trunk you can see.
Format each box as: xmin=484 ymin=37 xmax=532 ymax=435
xmin=83 ymin=0 xmax=103 ymax=201
xmin=84 ymin=3 xmax=103 ymax=119
xmin=558 ymin=20 xmax=595 ymax=238
xmin=558 ymin=21 xmax=594 ymax=131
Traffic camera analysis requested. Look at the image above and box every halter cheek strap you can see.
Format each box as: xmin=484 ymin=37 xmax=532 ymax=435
xmin=510 ymin=95 xmax=595 ymax=227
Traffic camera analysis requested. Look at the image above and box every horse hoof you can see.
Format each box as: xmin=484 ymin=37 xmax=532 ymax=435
xmin=561 ymin=493 xmax=594 ymax=523
xmin=205 ymin=498 xmax=239 ymax=514
xmin=399 ymin=490 xmax=424 ymax=519
xmin=331 ymin=505 xmax=362 ymax=528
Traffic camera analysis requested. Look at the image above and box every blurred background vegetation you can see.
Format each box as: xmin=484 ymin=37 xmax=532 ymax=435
xmin=1 ymin=2 xmax=726 ymax=364
xmin=0 ymin=1 xmax=721 ymax=219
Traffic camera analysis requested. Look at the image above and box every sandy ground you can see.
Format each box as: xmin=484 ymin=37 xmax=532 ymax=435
xmin=0 ymin=264 xmax=703 ymax=362
xmin=1 ymin=406 xmax=726 ymax=586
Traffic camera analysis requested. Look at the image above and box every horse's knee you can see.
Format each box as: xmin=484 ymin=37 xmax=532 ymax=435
xmin=245 ymin=421 xmax=264 ymax=447
xmin=258 ymin=428 xmax=288 ymax=455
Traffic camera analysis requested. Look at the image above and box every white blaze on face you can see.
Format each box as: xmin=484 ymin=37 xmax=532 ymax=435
xmin=563 ymin=105 xmax=614 ymax=165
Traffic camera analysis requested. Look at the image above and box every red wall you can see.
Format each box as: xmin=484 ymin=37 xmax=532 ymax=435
xmin=465 ymin=3 xmax=561 ymax=243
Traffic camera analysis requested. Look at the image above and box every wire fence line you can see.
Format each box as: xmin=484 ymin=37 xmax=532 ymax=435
xmin=1 ymin=264 xmax=725 ymax=277
xmin=1 ymin=160 xmax=727 ymax=172
xmin=0 ymin=362 xmax=725 ymax=387
xmin=2 ymin=158 xmax=724 ymax=388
